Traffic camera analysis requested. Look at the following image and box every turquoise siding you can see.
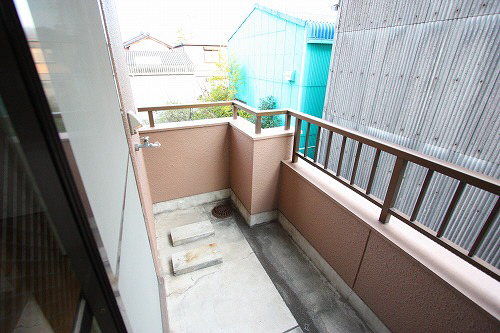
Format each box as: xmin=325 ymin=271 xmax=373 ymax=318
xmin=299 ymin=43 xmax=332 ymax=157
xmin=229 ymin=8 xmax=305 ymax=112
xmin=228 ymin=7 xmax=333 ymax=155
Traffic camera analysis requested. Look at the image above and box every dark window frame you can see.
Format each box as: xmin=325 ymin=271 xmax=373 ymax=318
xmin=0 ymin=1 xmax=126 ymax=331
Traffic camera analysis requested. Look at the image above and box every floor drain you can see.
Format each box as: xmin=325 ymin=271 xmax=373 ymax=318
xmin=212 ymin=203 xmax=233 ymax=219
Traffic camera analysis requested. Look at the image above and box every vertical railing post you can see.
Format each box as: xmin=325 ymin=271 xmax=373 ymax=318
xmin=336 ymin=136 xmax=347 ymax=176
xmin=469 ymin=198 xmax=499 ymax=257
xmin=366 ymin=149 xmax=381 ymax=195
xmin=323 ymin=131 xmax=333 ymax=169
xmin=232 ymin=104 xmax=238 ymax=119
xmin=410 ymin=169 xmax=434 ymax=221
xmin=379 ymin=157 xmax=407 ymax=223
xmin=284 ymin=113 xmax=291 ymax=130
xmin=255 ymin=115 xmax=262 ymax=134
xmin=303 ymin=122 xmax=311 ymax=158
xmin=436 ymin=181 xmax=466 ymax=238
xmin=292 ymin=118 xmax=302 ymax=163
xmin=350 ymin=142 xmax=363 ymax=185
xmin=313 ymin=126 xmax=322 ymax=162
xmin=148 ymin=111 xmax=155 ymax=127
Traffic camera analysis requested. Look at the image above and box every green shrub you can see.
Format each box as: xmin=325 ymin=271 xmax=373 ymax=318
xmin=249 ymin=95 xmax=281 ymax=128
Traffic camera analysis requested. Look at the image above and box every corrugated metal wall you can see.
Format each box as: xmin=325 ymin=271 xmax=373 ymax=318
xmin=318 ymin=0 xmax=500 ymax=268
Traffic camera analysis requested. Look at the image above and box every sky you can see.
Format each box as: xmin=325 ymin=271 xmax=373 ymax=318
xmin=114 ymin=0 xmax=337 ymax=45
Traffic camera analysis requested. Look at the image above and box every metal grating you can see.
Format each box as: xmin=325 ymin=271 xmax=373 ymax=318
xmin=212 ymin=203 xmax=233 ymax=219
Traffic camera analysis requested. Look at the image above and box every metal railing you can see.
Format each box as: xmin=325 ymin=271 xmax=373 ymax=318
xmin=138 ymin=101 xmax=500 ymax=280
xmin=138 ymin=100 xmax=289 ymax=133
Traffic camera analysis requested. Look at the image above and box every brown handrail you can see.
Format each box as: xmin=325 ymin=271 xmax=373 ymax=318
xmin=286 ymin=109 xmax=499 ymax=281
xmin=138 ymin=100 xmax=288 ymax=133
xmin=137 ymin=100 xmax=500 ymax=280
xmin=138 ymin=102 xmax=499 ymax=192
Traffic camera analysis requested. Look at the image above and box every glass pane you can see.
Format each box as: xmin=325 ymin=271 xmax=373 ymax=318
xmin=0 ymin=98 xmax=81 ymax=332
xmin=16 ymin=0 xmax=131 ymax=277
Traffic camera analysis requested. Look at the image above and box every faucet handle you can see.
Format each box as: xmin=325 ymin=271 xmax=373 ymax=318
xmin=140 ymin=136 xmax=150 ymax=142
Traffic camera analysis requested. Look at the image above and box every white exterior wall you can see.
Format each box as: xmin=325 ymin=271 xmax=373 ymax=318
xmin=180 ymin=45 xmax=228 ymax=78
xmin=130 ymin=74 xmax=202 ymax=107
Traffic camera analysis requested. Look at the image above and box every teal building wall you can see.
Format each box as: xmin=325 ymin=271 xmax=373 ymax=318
xmin=228 ymin=8 xmax=305 ymax=111
xmin=298 ymin=43 xmax=332 ymax=157
xmin=228 ymin=5 xmax=334 ymax=155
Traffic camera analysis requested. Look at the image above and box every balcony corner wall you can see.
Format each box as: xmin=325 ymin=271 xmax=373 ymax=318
xmin=229 ymin=119 xmax=293 ymax=226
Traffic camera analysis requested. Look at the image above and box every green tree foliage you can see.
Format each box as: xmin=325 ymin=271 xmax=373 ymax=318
xmin=198 ymin=57 xmax=252 ymax=120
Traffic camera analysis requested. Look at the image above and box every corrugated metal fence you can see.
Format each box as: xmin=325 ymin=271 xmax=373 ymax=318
xmin=125 ymin=49 xmax=195 ymax=75
xmin=318 ymin=0 xmax=500 ymax=268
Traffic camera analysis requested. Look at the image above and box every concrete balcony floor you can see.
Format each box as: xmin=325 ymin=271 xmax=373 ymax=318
xmin=155 ymin=200 xmax=373 ymax=333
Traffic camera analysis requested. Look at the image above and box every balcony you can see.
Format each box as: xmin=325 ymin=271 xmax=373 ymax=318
xmin=138 ymin=101 xmax=499 ymax=333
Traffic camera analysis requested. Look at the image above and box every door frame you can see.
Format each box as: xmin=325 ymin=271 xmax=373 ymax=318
xmin=0 ymin=0 xmax=127 ymax=331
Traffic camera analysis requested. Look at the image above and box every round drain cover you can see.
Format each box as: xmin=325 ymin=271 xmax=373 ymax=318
xmin=212 ymin=203 xmax=233 ymax=219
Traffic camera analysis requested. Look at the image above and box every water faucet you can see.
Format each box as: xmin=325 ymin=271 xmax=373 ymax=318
xmin=135 ymin=136 xmax=161 ymax=151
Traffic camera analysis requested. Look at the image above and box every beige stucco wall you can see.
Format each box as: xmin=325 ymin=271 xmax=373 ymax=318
xmin=278 ymin=160 xmax=500 ymax=333
xmin=251 ymin=135 xmax=293 ymax=213
xmin=279 ymin=161 xmax=370 ymax=285
xmin=141 ymin=118 xmax=293 ymax=215
xmin=228 ymin=119 xmax=293 ymax=215
xmin=354 ymin=232 xmax=498 ymax=333
xmin=140 ymin=120 xmax=230 ymax=203
xmin=229 ymin=124 xmax=254 ymax=212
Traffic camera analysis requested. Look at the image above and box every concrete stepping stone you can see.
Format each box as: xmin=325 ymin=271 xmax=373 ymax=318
xmin=172 ymin=243 xmax=223 ymax=276
xmin=170 ymin=220 xmax=214 ymax=246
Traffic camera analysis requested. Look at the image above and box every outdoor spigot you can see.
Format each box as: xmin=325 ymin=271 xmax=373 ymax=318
xmin=135 ymin=136 xmax=161 ymax=151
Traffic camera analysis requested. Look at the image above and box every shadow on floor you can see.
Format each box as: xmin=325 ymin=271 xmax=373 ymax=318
xmin=233 ymin=211 xmax=372 ymax=333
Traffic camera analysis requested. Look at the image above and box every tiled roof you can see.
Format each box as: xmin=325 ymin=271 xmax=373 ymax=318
xmin=123 ymin=32 xmax=172 ymax=49
xmin=123 ymin=32 xmax=150 ymax=47
xmin=125 ymin=49 xmax=195 ymax=75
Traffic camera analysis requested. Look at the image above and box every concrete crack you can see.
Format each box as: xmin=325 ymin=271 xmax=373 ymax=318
xmin=238 ymin=251 xmax=255 ymax=262
xmin=166 ymin=270 xmax=218 ymax=297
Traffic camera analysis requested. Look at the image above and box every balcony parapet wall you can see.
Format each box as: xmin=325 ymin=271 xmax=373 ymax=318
xmin=140 ymin=118 xmax=231 ymax=204
xmin=279 ymin=159 xmax=500 ymax=333
xmin=139 ymin=117 xmax=293 ymax=225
